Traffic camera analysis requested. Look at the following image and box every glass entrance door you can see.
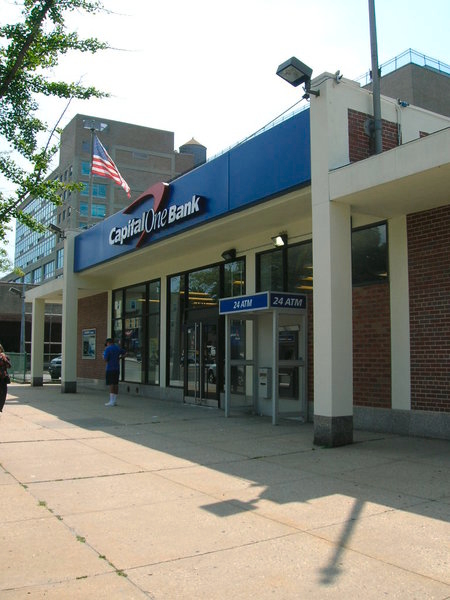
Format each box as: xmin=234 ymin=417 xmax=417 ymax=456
xmin=185 ymin=320 xmax=218 ymax=406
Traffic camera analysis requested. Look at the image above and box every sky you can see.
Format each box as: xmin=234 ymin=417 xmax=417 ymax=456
xmin=1 ymin=0 xmax=449 ymax=263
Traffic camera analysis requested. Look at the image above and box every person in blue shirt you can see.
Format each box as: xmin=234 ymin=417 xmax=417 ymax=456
xmin=103 ymin=338 xmax=126 ymax=406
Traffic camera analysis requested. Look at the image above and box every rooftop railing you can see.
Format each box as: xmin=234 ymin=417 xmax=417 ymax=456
xmin=356 ymin=48 xmax=450 ymax=86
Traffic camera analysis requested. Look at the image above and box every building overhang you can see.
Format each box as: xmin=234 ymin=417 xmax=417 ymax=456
xmin=330 ymin=127 xmax=450 ymax=218
xmin=25 ymin=276 xmax=109 ymax=304
xmin=74 ymin=184 xmax=312 ymax=287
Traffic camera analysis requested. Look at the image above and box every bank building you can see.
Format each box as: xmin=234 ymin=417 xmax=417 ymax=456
xmin=26 ymin=52 xmax=450 ymax=446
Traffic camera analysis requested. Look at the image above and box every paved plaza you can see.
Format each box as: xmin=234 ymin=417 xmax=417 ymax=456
xmin=1 ymin=383 xmax=449 ymax=598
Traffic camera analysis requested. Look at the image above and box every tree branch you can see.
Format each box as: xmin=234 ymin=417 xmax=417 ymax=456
xmin=0 ymin=0 xmax=56 ymax=99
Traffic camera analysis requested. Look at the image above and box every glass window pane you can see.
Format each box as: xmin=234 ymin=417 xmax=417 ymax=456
xmin=112 ymin=318 xmax=123 ymax=345
xmin=258 ymin=249 xmax=283 ymax=292
xmin=123 ymin=284 xmax=146 ymax=382
xmin=57 ymin=248 xmax=64 ymax=269
xmin=43 ymin=261 xmax=54 ymax=279
xmin=148 ymin=280 xmax=160 ymax=385
xmin=92 ymin=203 xmax=106 ymax=218
xmin=230 ymin=319 xmax=246 ymax=359
xmin=224 ymin=259 xmax=246 ymax=297
xmin=93 ymin=184 xmax=106 ymax=198
xmin=287 ymin=242 xmax=313 ymax=292
xmin=113 ymin=291 xmax=123 ymax=320
xmin=188 ymin=266 xmax=219 ymax=309
xmin=352 ymin=224 xmax=388 ymax=285
xmin=169 ymin=275 xmax=185 ymax=387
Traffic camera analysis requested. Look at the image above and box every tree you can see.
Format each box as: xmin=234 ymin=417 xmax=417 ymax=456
xmin=0 ymin=0 xmax=109 ymax=272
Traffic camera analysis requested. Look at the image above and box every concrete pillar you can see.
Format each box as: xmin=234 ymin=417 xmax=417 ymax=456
xmin=310 ymin=79 xmax=353 ymax=447
xmin=312 ymin=201 xmax=353 ymax=446
xmin=61 ymin=233 xmax=78 ymax=393
xmin=389 ymin=216 xmax=411 ymax=410
xmin=30 ymin=298 xmax=45 ymax=386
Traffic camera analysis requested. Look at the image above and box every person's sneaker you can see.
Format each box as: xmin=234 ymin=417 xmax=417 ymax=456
xmin=104 ymin=402 xmax=117 ymax=407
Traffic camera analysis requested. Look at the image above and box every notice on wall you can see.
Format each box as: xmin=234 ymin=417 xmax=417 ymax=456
xmin=82 ymin=328 xmax=96 ymax=359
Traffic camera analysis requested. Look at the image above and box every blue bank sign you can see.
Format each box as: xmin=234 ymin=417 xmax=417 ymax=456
xmin=219 ymin=292 xmax=307 ymax=315
xmin=108 ymin=182 xmax=204 ymax=248
xmin=74 ymin=109 xmax=311 ymax=272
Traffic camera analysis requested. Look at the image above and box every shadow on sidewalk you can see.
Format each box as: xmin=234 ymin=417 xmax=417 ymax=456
xmin=3 ymin=383 xmax=450 ymax=586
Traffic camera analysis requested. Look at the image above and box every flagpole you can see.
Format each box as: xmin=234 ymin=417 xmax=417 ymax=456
xmin=89 ymin=127 xmax=95 ymax=207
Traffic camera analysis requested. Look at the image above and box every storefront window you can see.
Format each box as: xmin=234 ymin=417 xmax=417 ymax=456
xmin=112 ymin=281 xmax=160 ymax=385
xmin=224 ymin=259 xmax=246 ymax=297
xmin=287 ymin=242 xmax=313 ymax=292
xmin=123 ymin=285 xmax=145 ymax=382
xmin=257 ymin=225 xmax=386 ymax=292
xmin=352 ymin=223 xmax=388 ymax=284
xmin=168 ymin=274 xmax=185 ymax=387
xmin=258 ymin=249 xmax=283 ymax=292
xmin=148 ymin=280 xmax=160 ymax=385
xmin=168 ymin=259 xmax=246 ymax=389
xmin=188 ymin=266 xmax=220 ymax=309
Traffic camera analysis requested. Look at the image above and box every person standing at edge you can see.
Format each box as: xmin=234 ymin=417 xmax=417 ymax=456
xmin=0 ymin=344 xmax=12 ymax=413
xmin=103 ymin=338 xmax=126 ymax=407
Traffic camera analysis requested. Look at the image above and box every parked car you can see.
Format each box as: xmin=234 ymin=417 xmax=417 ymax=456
xmin=48 ymin=355 xmax=62 ymax=380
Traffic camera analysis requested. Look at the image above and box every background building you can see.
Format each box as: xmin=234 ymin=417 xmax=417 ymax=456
xmin=361 ymin=48 xmax=450 ymax=116
xmin=8 ymin=115 xmax=205 ymax=285
xmin=1 ymin=116 xmax=205 ymax=362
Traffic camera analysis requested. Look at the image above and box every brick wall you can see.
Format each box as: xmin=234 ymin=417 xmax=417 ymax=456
xmin=77 ymin=292 xmax=108 ymax=380
xmin=352 ymin=283 xmax=391 ymax=407
xmin=306 ymin=285 xmax=392 ymax=410
xmin=348 ymin=109 xmax=399 ymax=163
xmin=408 ymin=205 xmax=450 ymax=412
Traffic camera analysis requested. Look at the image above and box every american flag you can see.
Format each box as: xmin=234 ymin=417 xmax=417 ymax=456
xmin=91 ymin=135 xmax=131 ymax=197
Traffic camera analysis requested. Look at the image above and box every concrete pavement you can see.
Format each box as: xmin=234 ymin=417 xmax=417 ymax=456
xmin=1 ymin=383 xmax=449 ymax=599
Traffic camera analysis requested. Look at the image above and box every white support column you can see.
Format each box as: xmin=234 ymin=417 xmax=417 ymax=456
xmin=61 ymin=233 xmax=78 ymax=393
xmin=310 ymin=80 xmax=353 ymax=446
xmin=389 ymin=216 xmax=411 ymax=410
xmin=312 ymin=201 xmax=353 ymax=445
xmin=30 ymin=298 xmax=45 ymax=387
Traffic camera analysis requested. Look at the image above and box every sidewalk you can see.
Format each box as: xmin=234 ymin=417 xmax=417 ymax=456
xmin=1 ymin=383 xmax=449 ymax=599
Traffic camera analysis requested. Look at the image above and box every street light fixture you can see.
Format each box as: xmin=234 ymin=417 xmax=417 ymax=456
xmin=276 ymin=57 xmax=319 ymax=98
xmin=47 ymin=223 xmax=66 ymax=239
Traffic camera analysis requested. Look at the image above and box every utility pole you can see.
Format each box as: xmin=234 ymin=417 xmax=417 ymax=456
xmin=368 ymin=0 xmax=383 ymax=154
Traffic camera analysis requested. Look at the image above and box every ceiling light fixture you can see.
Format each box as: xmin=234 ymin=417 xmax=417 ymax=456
xmin=221 ymin=248 xmax=236 ymax=261
xmin=271 ymin=233 xmax=288 ymax=247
